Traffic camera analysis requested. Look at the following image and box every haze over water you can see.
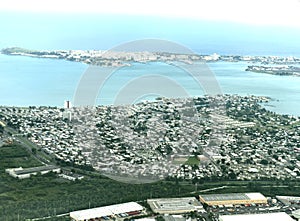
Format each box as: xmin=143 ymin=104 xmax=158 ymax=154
xmin=1 ymin=13 xmax=300 ymax=56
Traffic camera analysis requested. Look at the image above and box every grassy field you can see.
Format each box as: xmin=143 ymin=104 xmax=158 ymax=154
xmin=184 ymin=156 xmax=200 ymax=166
xmin=0 ymin=143 xmax=42 ymax=169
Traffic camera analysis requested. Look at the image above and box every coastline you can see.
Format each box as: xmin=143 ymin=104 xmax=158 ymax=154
xmin=2 ymin=47 xmax=300 ymax=67
xmin=1 ymin=52 xmax=300 ymax=116
xmin=246 ymin=65 xmax=300 ymax=77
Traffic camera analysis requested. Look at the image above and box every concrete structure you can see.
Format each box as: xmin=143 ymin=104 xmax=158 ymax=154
xmin=199 ymin=192 xmax=267 ymax=206
xmin=276 ymin=195 xmax=300 ymax=206
xmin=219 ymin=212 xmax=294 ymax=221
xmin=58 ymin=172 xmax=84 ymax=181
xmin=5 ymin=165 xmax=60 ymax=179
xmin=163 ymin=215 xmax=185 ymax=221
xmin=70 ymin=202 xmax=144 ymax=221
xmin=292 ymin=209 xmax=300 ymax=220
xmin=135 ymin=218 xmax=155 ymax=221
xmin=147 ymin=197 xmax=204 ymax=214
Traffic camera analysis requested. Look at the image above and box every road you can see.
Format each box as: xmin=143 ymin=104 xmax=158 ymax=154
xmin=4 ymin=125 xmax=54 ymax=165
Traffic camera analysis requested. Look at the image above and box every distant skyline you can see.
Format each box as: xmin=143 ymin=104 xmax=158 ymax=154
xmin=1 ymin=0 xmax=300 ymax=27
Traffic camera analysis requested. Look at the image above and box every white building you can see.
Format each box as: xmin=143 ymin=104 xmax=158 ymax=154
xmin=70 ymin=202 xmax=144 ymax=221
xmin=219 ymin=212 xmax=294 ymax=221
xmin=147 ymin=197 xmax=204 ymax=214
xmin=58 ymin=173 xmax=84 ymax=181
xmin=5 ymin=165 xmax=61 ymax=179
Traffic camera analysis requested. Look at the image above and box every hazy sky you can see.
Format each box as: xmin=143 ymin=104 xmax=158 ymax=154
xmin=1 ymin=0 xmax=300 ymax=27
xmin=0 ymin=0 xmax=299 ymax=55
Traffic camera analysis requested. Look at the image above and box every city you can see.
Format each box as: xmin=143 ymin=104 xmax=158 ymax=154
xmin=1 ymin=94 xmax=300 ymax=220
xmin=1 ymin=0 xmax=300 ymax=220
xmin=2 ymin=47 xmax=300 ymax=67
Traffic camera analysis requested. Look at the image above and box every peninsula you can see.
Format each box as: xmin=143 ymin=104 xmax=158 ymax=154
xmin=246 ymin=65 xmax=300 ymax=76
xmin=2 ymin=47 xmax=300 ymax=67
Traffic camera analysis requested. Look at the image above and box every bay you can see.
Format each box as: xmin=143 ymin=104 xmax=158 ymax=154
xmin=0 ymin=54 xmax=86 ymax=107
xmin=1 ymin=54 xmax=300 ymax=116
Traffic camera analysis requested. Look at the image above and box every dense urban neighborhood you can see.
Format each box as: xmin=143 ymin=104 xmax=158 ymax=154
xmin=1 ymin=95 xmax=300 ymax=183
xmin=1 ymin=87 xmax=300 ymax=221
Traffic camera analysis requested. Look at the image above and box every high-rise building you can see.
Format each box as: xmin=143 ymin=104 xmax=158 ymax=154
xmin=64 ymin=100 xmax=71 ymax=109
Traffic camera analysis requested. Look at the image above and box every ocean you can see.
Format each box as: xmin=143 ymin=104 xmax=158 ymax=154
xmin=1 ymin=53 xmax=300 ymax=116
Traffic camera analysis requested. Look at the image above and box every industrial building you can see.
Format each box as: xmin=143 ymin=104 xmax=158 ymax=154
xmin=199 ymin=192 xmax=267 ymax=206
xmin=147 ymin=197 xmax=204 ymax=214
xmin=70 ymin=202 xmax=144 ymax=221
xmin=5 ymin=165 xmax=61 ymax=179
xmin=58 ymin=172 xmax=84 ymax=181
xmin=219 ymin=212 xmax=294 ymax=221
xmin=276 ymin=195 xmax=300 ymax=206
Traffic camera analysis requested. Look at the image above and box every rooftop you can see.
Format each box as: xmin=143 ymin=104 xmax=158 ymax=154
xmin=70 ymin=202 xmax=143 ymax=221
xmin=219 ymin=212 xmax=294 ymax=221
xmin=200 ymin=192 xmax=266 ymax=202
xmin=14 ymin=165 xmax=59 ymax=175
xmin=147 ymin=197 xmax=203 ymax=214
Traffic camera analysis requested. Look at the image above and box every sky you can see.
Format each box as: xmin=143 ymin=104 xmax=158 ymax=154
xmin=0 ymin=0 xmax=300 ymax=27
xmin=0 ymin=0 xmax=299 ymax=55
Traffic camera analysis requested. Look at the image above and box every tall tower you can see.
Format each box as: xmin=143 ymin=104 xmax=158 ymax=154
xmin=63 ymin=100 xmax=72 ymax=121
xmin=64 ymin=100 xmax=71 ymax=109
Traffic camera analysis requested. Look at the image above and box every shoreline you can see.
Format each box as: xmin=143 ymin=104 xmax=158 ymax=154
xmin=246 ymin=65 xmax=300 ymax=77
xmin=2 ymin=47 xmax=300 ymax=67
xmin=1 ymin=49 xmax=300 ymax=117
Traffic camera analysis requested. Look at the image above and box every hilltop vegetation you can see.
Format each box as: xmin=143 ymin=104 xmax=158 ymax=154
xmin=0 ymin=143 xmax=195 ymax=220
xmin=0 ymin=142 xmax=300 ymax=220
xmin=1 ymin=47 xmax=36 ymax=54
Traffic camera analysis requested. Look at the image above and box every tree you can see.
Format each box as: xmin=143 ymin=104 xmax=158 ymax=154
xmin=32 ymin=147 xmax=37 ymax=155
xmin=260 ymin=159 xmax=268 ymax=165
xmin=228 ymin=171 xmax=237 ymax=180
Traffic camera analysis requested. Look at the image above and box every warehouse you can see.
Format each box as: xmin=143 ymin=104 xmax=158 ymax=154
xmin=70 ymin=202 xmax=144 ymax=221
xmin=219 ymin=212 xmax=294 ymax=221
xmin=5 ymin=165 xmax=61 ymax=179
xmin=147 ymin=197 xmax=204 ymax=214
xmin=199 ymin=192 xmax=267 ymax=206
xmin=276 ymin=195 xmax=300 ymax=206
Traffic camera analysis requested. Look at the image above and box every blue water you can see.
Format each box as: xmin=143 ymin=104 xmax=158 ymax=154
xmin=208 ymin=61 xmax=300 ymax=116
xmin=1 ymin=12 xmax=300 ymax=114
xmin=0 ymin=54 xmax=86 ymax=106
xmin=1 ymin=54 xmax=300 ymax=116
